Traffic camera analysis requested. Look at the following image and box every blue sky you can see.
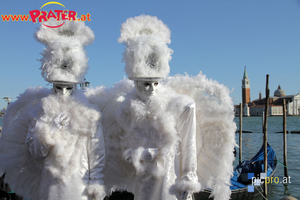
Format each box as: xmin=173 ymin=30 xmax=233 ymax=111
xmin=1 ymin=0 xmax=300 ymax=110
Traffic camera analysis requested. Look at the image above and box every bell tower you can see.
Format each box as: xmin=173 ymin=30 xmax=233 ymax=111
xmin=242 ymin=66 xmax=250 ymax=105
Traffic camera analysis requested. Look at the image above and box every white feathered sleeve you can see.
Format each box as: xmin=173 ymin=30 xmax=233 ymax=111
xmin=87 ymin=121 xmax=106 ymax=200
xmin=172 ymin=102 xmax=201 ymax=194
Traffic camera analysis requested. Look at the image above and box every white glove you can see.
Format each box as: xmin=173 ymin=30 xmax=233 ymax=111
xmin=87 ymin=183 xmax=106 ymax=200
xmin=50 ymin=113 xmax=70 ymax=136
xmin=181 ymin=191 xmax=193 ymax=200
xmin=141 ymin=148 xmax=159 ymax=162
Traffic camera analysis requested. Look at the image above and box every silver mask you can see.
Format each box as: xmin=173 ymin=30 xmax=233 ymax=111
xmin=53 ymin=83 xmax=75 ymax=96
xmin=134 ymin=80 xmax=159 ymax=101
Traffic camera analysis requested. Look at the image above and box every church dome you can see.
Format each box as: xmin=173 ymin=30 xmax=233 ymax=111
xmin=274 ymin=85 xmax=285 ymax=97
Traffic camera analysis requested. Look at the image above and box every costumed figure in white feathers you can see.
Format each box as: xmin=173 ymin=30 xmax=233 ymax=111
xmin=0 ymin=20 xmax=106 ymax=200
xmin=85 ymin=15 xmax=236 ymax=200
xmin=116 ymin=15 xmax=201 ymax=200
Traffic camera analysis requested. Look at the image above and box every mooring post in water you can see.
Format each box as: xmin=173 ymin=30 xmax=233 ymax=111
xmin=262 ymin=111 xmax=264 ymax=133
xmin=283 ymin=99 xmax=288 ymax=177
xmin=263 ymin=74 xmax=270 ymax=198
xmin=239 ymin=103 xmax=242 ymax=165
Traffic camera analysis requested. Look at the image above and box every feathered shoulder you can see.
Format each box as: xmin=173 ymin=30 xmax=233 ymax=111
xmin=2 ymin=87 xmax=51 ymax=130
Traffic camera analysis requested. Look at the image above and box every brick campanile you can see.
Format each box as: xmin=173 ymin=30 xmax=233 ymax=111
xmin=242 ymin=66 xmax=250 ymax=105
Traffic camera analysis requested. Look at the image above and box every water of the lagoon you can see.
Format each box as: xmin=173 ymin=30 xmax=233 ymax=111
xmin=234 ymin=116 xmax=300 ymax=199
xmin=0 ymin=117 xmax=299 ymax=199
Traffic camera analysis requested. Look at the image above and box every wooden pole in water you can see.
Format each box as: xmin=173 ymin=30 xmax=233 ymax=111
xmin=283 ymin=99 xmax=288 ymax=177
xmin=239 ymin=103 xmax=243 ymax=165
xmin=263 ymin=74 xmax=270 ymax=198
xmin=262 ymin=111 xmax=264 ymax=133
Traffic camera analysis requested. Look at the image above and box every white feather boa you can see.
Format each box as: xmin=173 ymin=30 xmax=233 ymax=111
xmin=33 ymin=92 xmax=100 ymax=181
xmin=116 ymin=86 xmax=193 ymax=178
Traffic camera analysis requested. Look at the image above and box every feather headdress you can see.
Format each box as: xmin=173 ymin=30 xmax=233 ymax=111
xmin=35 ymin=19 xmax=95 ymax=83
xmin=119 ymin=15 xmax=173 ymax=80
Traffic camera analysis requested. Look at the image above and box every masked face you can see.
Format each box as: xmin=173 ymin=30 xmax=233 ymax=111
xmin=53 ymin=83 xmax=75 ymax=96
xmin=134 ymin=80 xmax=159 ymax=101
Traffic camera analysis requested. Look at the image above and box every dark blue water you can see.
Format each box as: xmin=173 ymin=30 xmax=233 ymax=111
xmin=234 ymin=116 xmax=300 ymax=199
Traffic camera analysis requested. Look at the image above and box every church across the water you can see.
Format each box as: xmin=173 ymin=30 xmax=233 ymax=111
xmin=235 ymin=67 xmax=300 ymax=116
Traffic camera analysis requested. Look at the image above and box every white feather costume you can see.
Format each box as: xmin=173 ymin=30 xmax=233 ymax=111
xmin=86 ymin=73 xmax=236 ymax=200
xmin=0 ymin=20 xmax=106 ymax=200
xmin=116 ymin=86 xmax=201 ymax=200
xmin=0 ymin=88 xmax=106 ymax=200
xmin=85 ymin=15 xmax=236 ymax=200
xmin=118 ymin=15 xmax=201 ymax=200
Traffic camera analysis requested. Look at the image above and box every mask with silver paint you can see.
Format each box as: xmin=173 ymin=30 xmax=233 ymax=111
xmin=134 ymin=80 xmax=159 ymax=101
xmin=53 ymin=83 xmax=75 ymax=96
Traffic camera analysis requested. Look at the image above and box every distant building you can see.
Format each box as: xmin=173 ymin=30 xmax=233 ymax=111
xmin=242 ymin=66 xmax=250 ymax=106
xmin=237 ymin=67 xmax=251 ymax=116
xmin=235 ymin=68 xmax=300 ymax=116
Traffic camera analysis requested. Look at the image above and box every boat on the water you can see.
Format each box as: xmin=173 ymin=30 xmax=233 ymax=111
xmin=194 ymin=143 xmax=277 ymax=200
